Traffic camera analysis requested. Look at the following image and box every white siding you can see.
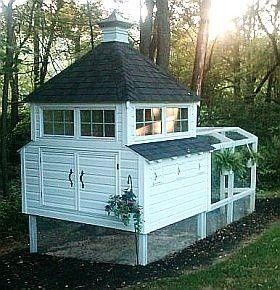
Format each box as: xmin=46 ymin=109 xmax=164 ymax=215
xmin=21 ymin=138 xmax=141 ymax=233
xmin=143 ymin=153 xmax=211 ymax=233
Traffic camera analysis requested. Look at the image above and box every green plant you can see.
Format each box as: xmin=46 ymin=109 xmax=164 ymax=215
xmin=105 ymin=188 xmax=142 ymax=234
xmin=240 ymin=146 xmax=260 ymax=166
xmin=214 ymin=149 xmax=247 ymax=178
xmin=0 ymin=180 xmax=28 ymax=240
xmin=105 ymin=181 xmax=142 ymax=265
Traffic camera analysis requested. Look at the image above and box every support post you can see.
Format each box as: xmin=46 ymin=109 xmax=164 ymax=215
xmin=197 ymin=212 xmax=206 ymax=239
xmin=227 ymin=173 xmax=234 ymax=224
xmin=138 ymin=233 xmax=148 ymax=266
xmin=29 ymin=215 xmax=38 ymax=253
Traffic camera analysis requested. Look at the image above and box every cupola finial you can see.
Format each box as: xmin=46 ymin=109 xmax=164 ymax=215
xmin=98 ymin=10 xmax=132 ymax=43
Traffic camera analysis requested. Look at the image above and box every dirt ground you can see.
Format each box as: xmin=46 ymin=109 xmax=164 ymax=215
xmin=0 ymin=198 xmax=279 ymax=289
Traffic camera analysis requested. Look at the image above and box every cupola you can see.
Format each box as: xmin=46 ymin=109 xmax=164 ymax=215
xmin=98 ymin=10 xmax=132 ymax=43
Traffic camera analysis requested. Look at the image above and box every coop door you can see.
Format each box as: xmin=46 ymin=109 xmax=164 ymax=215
xmin=78 ymin=152 xmax=119 ymax=215
xmin=40 ymin=149 xmax=76 ymax=210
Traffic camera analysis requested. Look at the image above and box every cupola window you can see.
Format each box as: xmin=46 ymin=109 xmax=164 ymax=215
xmin=43 ymin=110 xmax=74 ymax=136
xmin=166 ymin=107 xmax=188 ymax=133
xmin=80 ymin=109 xmax=115 ymax=137
xmin=136 ymin=108 xmax=162 ymax=136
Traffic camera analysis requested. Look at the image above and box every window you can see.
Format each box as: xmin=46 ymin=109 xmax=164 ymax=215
xmin=43 ymin=110 xmax=74 ymax=136
xmin=166 ymin=107 xmax=188 ymax=133
xmin=136 ymin=108 xmax=162 ymax=136
xmin=80 ymin=110 xmax=115 ymax=137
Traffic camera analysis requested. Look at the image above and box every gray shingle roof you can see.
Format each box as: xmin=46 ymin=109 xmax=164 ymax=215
xmin=26 ymin=42 xmax=199 ymax=103
xmin=128 ymin=136 xmax=215 ymax=161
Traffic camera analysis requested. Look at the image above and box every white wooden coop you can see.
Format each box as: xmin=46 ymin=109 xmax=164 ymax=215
xmin=21 ymin=12 xmax=258 ymax=265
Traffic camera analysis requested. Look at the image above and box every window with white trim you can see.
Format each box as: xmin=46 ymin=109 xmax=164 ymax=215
xmin=80 ymin=109 xmax=115 ymax=137
xmin=136 ymin=108 xmax=162 ymax=136
xmin=166 ymin=107 xmax=188 ymax=133
xmin=43 ymin=110 xmax=74 ymax=136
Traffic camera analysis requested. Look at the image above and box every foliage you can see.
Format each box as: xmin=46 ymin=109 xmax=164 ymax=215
xmin=258 ymin=136 xmax=280 ymax=188
xmin=0 ymin=180 xmax=28 ymax=239
xmin=214 ymin=149 xmax=247 ymax=178
xmin=105 ymin=188 xmax=142 ymax=234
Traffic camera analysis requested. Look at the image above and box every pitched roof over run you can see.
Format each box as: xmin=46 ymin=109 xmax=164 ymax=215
xmin=26 ymin=42 xmax=199 ymax=103
xmin=128 ymin=136 xmax=214 ymax=161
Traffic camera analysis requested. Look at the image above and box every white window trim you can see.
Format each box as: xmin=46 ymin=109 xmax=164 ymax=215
xmin=40 ymin=107 xmax=75 ymax=139
xmin=134 ymin=104 xmax=191 ymax=140
xmin=39 ymin=104 xmax=118 ymax=141
xmin=78 ymin=108 xmax=117 ymax=140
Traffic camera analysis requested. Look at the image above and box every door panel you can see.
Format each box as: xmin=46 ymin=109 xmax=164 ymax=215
xmin=41 ymin=150 xmax=76 ymax=210
xmin=78 ymin=153 xmax=118 ymax=214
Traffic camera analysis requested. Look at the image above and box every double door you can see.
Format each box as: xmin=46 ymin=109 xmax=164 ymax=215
xmin=40 ymin=149 xmax=119 ymax=214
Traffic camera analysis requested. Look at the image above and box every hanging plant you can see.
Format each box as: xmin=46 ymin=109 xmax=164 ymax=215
xmin=214 ymin=149 xmax=247 ymax=178
xmin=105 ymin=175 xmax=142 ymax=265
xmin=105 ymin=187 xmax=142 ymax=234
xmin=239 ymin=146 xmax=260 ymax=167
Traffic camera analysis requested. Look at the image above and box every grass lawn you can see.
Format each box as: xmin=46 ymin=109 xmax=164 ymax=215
xmin=130 ymin=221 xmax=280 ymax=290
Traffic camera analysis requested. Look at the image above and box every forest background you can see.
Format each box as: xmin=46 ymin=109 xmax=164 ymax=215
xmin=0 ymin=0 xmax=279 ymax=234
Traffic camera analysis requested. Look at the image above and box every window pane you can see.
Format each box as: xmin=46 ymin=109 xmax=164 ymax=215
xmin=145 ymin=109 xmax=152 ymax=121
xmin=136 ymin=109 xmax=143 ymax=122
xmin=167 ymin=121 xmax=174 ymax=133
xmin=65 ymin=123 xmax=74 ymax=136
xmin=174 ymin=121 xmax=181 ymax=132
xmin=43 ymin=111 xmax=53 ymax=122
xmin=92 ymin=124 xmax=103 ymax=137
xmin=105 ymin=124 xmax=115 ymax=137
xmin=53 ymin=110 xmax=64 ymax=122
xmin=81 ymin=110 xmax=91 ymax=123
xmin=64 ymin=110 xmax=74 ymax=122
xmin=136 ymin=123 xmax=145 ymax=136
xmin=181 ymin=108 xmax=188 ymax=120
xmin=104 ymin=110 xmax=115 ymax=123
xmin=44 ymin=122 xmax=53 ymax=135
xmin=145 ymin=123 xmax=153 ymax=135
xmin=152 ymin=108 xmax=161 ymax=121
xmin=54 ymin=122 xmax=64 ymax=135
xmin=153 ymin=121 xmax=162 ymax=134
xmin=81 ymin=123 xmax=91 ymax=136
xmin=92 ymin=110 xmax=103 ymax=123
xmin=181 ymin=120 xmax=188 ymax=132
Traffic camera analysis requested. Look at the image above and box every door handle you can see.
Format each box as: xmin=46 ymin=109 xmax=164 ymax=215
xmin=68 ymin=169 xmax=73 ymax=187
xmin=80 ymin=170 xmax=85 ymax=188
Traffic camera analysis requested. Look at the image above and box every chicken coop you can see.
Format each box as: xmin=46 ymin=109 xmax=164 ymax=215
xmin=20 ymin=12 xmax=258 ymax=266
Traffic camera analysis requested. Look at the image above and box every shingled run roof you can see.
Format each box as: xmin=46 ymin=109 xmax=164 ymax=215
xmin=128 ymin=136 xmax=215 ymax=161
xmin=26 ymin=42 xmax=199 ymax=103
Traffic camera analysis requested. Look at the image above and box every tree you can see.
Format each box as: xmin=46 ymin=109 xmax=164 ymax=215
xmin=1 ymin=0 xmax=15 ymax=197
xmin=190 ymin=0 xmax=211 ymax=95
xmin=139 ymin=0 xmax=170 ymax=70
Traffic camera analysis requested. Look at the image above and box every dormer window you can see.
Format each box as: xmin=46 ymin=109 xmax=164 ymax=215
xmin=43 ymin=109 xmax=74 ymax=136
xmin=166 ymin=108 xmax=188 ymax=133
xmin=136 ymin=108 xmax=162 ymax=136
xmin=80 ymin=109 xmax=115 ymax=137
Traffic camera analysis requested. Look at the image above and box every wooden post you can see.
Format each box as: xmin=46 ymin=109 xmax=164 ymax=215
xmin=197 ymin=212 xmax=206 ymax=239
xmin=138 ymin=233 xmax=148 ymax=266
xmin=29 ymin=215 xmax=38 ymax=253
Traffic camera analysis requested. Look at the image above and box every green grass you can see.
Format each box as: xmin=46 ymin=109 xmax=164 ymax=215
xmin=130 ymin=221 xmax=280 ymax=290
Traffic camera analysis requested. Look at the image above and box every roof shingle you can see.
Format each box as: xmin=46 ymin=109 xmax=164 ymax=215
xmin=26 ymin=42 xmax=199 ymax=103
xmin=128 ymin=136 xmax=214 ymax=161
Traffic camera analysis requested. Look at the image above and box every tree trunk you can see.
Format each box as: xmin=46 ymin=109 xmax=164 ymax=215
xmin=10 ymin=72 xmax=19 ymax=130
xmin=1 ymin=0 xmax=15 ymax=197
xmin=191 ymin=0 xmax=211 ymax=95
xmin=140 ymin=0 xmax=155 ymax=58
xmin=156 ymin=0 xmax=170 ymax=71
xmin=33 ymin=0 xmax=42 ymax=89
